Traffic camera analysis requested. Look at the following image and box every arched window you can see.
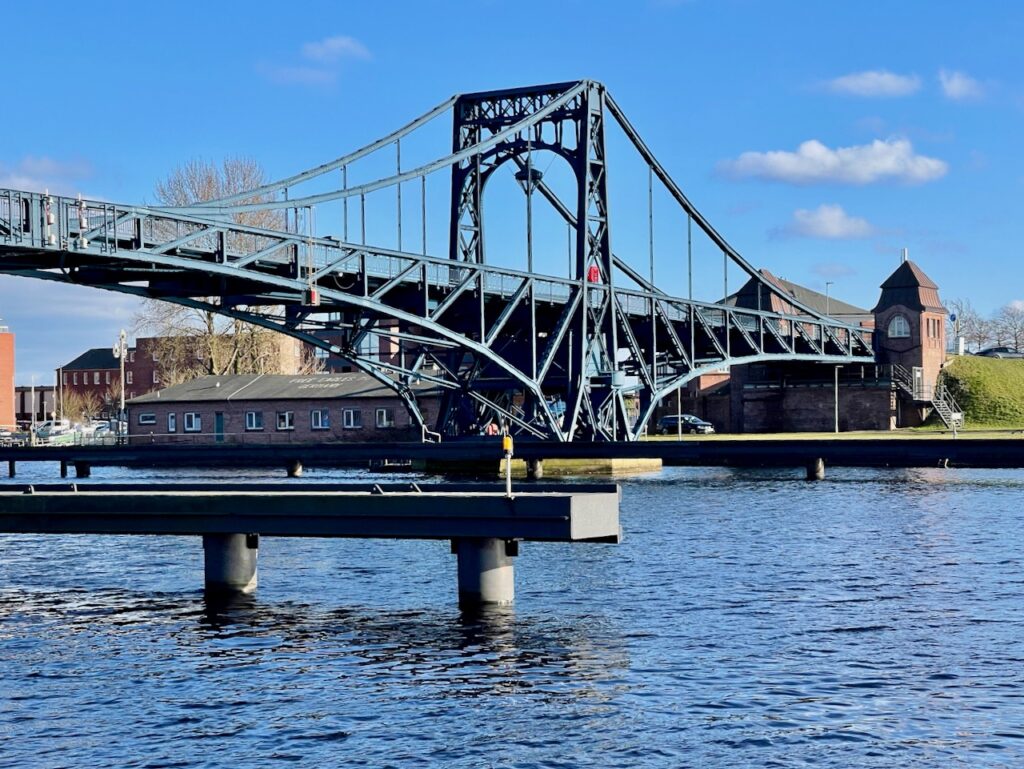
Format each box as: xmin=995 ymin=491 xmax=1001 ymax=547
xmin=888 ymin=314 xmax=910 ymax=338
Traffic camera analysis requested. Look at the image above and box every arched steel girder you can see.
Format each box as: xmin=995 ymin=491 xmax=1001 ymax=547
xmin=628 ymin=353 xmax=869 ymax=440
xmin=5 ymin=266 xmax=431 ymax=429
xmin=6 ymin=244 xmax=566 ymax=437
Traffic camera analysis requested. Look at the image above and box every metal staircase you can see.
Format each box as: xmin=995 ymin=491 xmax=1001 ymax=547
xmin=891 ymin=364 xmax=963 ymax=429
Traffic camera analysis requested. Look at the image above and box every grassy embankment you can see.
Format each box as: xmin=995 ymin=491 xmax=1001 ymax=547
xmin=928 ymin=355 xmax=1024 ymax=431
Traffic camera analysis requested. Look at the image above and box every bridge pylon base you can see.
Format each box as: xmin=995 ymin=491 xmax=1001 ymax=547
xmin=453 ymin=537 xmax=516 ymax=608
xmin=203 ymin=533 xmax=259 ymax=595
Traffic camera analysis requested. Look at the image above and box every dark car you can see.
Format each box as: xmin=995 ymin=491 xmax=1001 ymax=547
xmin=657 ymin=414 xmax=715 ymax=435
xmin=975 ymin=346 xmax=1024 ymax=359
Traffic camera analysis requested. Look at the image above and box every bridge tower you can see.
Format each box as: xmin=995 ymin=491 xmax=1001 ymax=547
xmin=447 ymin=82 xmax=621 ymax=439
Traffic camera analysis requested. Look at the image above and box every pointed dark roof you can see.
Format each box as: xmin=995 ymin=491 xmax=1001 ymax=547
xmin=727 ymin=269 xmax=872 ymax=323
xmin=60 ymin=348 xmax=119 ymax=371
xmin=872 ymin=260 xmax=944 ymax=313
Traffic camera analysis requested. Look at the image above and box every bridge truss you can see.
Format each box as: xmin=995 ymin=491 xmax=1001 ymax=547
xmin=0 ymin=80 xmax=874 ymax=441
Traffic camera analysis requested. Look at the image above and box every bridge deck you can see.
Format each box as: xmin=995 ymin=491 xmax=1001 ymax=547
xmin=0 ymin=482 xmax=621 ymax=542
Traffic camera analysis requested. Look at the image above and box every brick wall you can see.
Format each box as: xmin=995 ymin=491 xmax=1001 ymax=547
xmin=0 ymin=332 xmax=13 ymax=429
xmin=128 ymin=395 xmax=441 ymax=445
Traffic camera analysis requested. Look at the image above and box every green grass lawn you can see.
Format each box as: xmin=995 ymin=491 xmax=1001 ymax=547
xmin=939 ymin=355 xmax=1024 ymax=428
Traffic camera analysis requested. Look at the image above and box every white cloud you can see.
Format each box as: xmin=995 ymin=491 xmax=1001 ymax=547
xmin=939 ymin=69 xmax=984 ymax=101
xmin=719 ymin=138 xmax=948 ymax=185
xmin=826 ymin=70 xmax=920 ymax=97
xmin=0 ymin=156 xmax=94 ymax=195
xmin=258 ymin=34 xmax=370 ymax=87
xmin=782 ymin=204 xmax=875 ymax=240
xmin=302 ymin=35 xmax=371 ymax=63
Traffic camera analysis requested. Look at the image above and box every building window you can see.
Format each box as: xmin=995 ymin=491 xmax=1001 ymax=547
xmin=888 ymin=314 xmax=910 ymax=339
xmin=152 ymin=371 xmax=159 ymax=384
xmin=184 ymin=412 xmax=201 ymax=432
xmin=311 ymin=409 xmax=330 ymax=430
xmin=105 ymin=371 xmax=111 ymax=385
xmin=126 ymin=371 xmax=133 ymax=385
xmin=167 ymin=413 xmax=177 ymax=433
xmin=94 ymin=372 xmax=100 ymax=385
xmin=276 ymin=411 xmax=295 ymax=431
xmin=62 ymin=373 xmax=67 ymax=385
xmin=343 ymin=409 xmax=362 ymax=429
xmin=128 ymin=351 xmax=135 ymax=363
xmin=375 ymin=408 xmax=395 ymax=428
xmin=138 ymin=413 xmax=156 ymax=425
xmin=245 ymin=411 xmax=264 ymax=431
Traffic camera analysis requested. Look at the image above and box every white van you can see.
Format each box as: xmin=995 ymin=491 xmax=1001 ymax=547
xmin=34 ymin=419 xmax=71 ymax=440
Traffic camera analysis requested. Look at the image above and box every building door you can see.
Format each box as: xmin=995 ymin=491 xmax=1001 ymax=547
xmin=214 ymin=412 xmax=224 ymax=443
xmin=912 ymin=367 xmax=924 ymax=399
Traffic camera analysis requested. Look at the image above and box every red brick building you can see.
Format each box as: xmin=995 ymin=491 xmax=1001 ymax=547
xmin=126 ymin=373 xmax=441 ymax=444
xmin=0 ymin=324 xmax=14 ymax=429
xmin=57 ymin=348 xmax=122 ymax=416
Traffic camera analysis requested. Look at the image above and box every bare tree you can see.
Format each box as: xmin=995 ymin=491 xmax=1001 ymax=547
xmin=946 ymin=297 xmax=994 ymax=352
xmin=63 ymin=390 xmax=102 ymax=424
xmin=135 ymin=158 xmax=314 ymax=383
xmin=995 ymin=302 xmax=1024 ymax=349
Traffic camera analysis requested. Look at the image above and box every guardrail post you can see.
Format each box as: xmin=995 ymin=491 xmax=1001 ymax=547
xmin=203 ymin=533 xmax=259 ymax=595
xmin=453 ymin=537 xmax=516 ymax=608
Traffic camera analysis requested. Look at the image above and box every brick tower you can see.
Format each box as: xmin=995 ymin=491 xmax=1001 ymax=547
xmin=872 ymin=259 xmax=947 ymax=423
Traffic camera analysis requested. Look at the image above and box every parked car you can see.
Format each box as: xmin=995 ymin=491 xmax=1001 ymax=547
xmin=657 ymin=414 xmax=715 ymax=435
xmin=33 ymin=419 xmax=71 ymax=441
xmin=974 ymin=346 xmax=1024 ymax=358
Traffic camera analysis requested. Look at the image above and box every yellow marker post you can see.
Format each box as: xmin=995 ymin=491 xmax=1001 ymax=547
xmin=503 ymin=432 xmax=514 ymax=497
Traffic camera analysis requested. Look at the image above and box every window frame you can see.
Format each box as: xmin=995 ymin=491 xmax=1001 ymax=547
xmin=167 ymin=413 xmax=177 ymax=433
xmin=311 ymin=409 xmax=330 ymax=430
xmin=888 ymin=314 xmax=911 ymax=339
xmin=276 ymin=411 xmax=295 ymax=431
xmin=375 ymin=407 xmax=395 ymax=429
xmin=137 ymin=412 xmax=157 ymax=426
xmin=343 ymin=408 xmax=362 ymax=429
xmin=245 ymin=411 xmax=264 ymax=431
xmin=183 ymin=412 xmax=202 ymax=432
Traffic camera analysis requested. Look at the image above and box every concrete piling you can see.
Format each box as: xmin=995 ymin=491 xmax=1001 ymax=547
xmin=203 ymin=533 xmax=259 ymax=595
xmin=286 ymin=459 xmax=303 ymax=478
xmin=806 ymin=457 xmax=825 ymax=481
xmin=7 ymin=460 xmax=13 ymax=478
xmin=526 ymin=458 xmax=544 ymax=480
xmin=453 ymin=537 xmax=516 ymax=608
xmin=74 ymin=462 xmax=91 ymax=478
xmin=60 ymin=460 xmax=68 ymax=478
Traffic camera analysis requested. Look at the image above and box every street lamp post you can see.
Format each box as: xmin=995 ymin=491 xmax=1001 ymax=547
xmin=112 ymin=329 xmax=127 ymax=429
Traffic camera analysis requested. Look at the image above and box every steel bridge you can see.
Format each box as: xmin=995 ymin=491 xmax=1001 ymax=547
xmin=0 ymin=80 xmax=873 ymax=441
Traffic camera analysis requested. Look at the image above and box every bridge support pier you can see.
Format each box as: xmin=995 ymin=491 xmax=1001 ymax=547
xmin=453 ymin=537 xmax=516 ymax=608
xmin=60 ymin=460 xmax=68 ymax=478
xmin=74 ymin=462 xmax=90 ymax=478
xmin=286 ymin=459 xmax=303 ymax=478
xmin=203 ymin=533 xmax=259 ymax=595
xmin=806 ymin=458 xmax=825 ymax=481
xmin=526 ymin=459 xmax=544 ymax=480
xmin=7 ymin=460 xmax=13 ymax=478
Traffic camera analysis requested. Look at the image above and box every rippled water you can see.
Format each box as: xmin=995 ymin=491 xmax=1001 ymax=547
xmin=1 ymin=463 xmax=1023 ymax=767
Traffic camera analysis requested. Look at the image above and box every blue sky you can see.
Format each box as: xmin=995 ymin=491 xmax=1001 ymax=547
xmin=2 ymin=0 xmax=1021 ymax=384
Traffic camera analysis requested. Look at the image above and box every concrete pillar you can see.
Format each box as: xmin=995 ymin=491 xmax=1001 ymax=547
xmin=286 ymin=459 xmax=303 ymax=478
xmin=526 ymin=458 xmax=544 ymax=480
xmin=203 ymin=533 xmax=259 ymax=595
xmin=806 ymin=457 xmax=825 ymax=481
xmin=7 ymin=460 xmax=13 ymax=478
xmin=74 ymin=462 xmax=90 ymax=478
xmin=453 ymin=538 xmax=516 ymax=608
xmin=60 ymin=460 xmax=68 ymax=478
